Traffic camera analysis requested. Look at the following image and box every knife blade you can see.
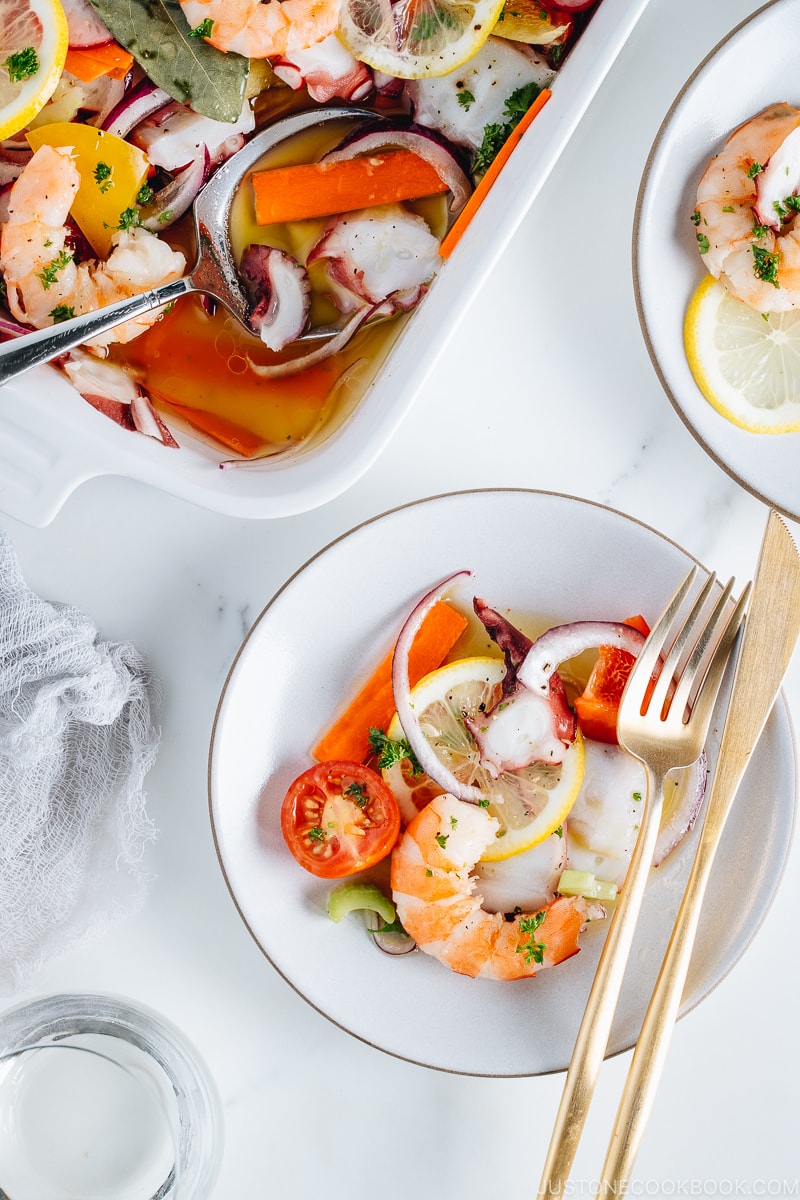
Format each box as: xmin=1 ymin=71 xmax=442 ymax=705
xmin=600 ymin=508 xmax=800 ymax=1188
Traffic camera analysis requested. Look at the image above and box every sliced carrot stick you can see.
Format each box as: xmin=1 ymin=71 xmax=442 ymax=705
xmin=439 ymin=87 xmax=551 ymax=259
xmin=312 ymin=601 xmax=468 ymax=764
xmin=155 ymin=398 xmax=266 ymax=457
xmin=252 ymin=149 xmax=450 ymax=226
xmin=65 ymin=43 xmax=135 ymax=83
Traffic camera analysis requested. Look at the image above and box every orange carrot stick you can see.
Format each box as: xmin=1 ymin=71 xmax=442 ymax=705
xmin=252 ymin=149 xmax=450 ymax=226
xmin=65 ymin=43 xmax=135 ymax=83
xmin=155 ymin=398 xmax=266 ymax=457
xmin=312 ymin=601 xmax=468 ymax=764
xmin=439 ymin=87 xmax=551 ymax=259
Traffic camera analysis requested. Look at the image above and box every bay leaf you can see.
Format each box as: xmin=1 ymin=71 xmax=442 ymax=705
xmin=86 ymin=0 xmax=249 ymax=122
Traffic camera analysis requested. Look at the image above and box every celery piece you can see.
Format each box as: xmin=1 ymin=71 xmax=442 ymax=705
xmin=557 ymin=869 xmax=617 ymax=903
xmin=327 ymin=881 xmax=396 ymax=925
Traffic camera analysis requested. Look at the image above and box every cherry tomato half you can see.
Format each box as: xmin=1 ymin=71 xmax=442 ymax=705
xmin=573 ymin=615 xmax=650 ymax=744
xmin=280 ymin=761 xmax=401 ymax=879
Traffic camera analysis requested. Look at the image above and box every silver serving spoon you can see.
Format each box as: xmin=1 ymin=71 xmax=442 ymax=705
xmin=0 ymin=105 xmax=376 ymax=389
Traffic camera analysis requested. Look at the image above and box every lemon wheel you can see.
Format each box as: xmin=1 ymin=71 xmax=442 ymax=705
xmin=382 ymin=656 xmax=585 ymax=860
xmin=0 ymin=0 xmax=68 ymax=141
xmin=684 ymin=275 xmax=800 ymax=433
xmin=337 ymin=0 xmax=505 ymax=80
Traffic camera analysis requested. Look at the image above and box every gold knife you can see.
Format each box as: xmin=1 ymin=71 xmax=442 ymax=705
xmin=600 ymin=508 xmax=800 ymax=1189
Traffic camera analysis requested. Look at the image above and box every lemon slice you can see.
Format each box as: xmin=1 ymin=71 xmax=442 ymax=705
xmin=0 ymin=0 xmax=68 ymax=141
xmin=684 ymin=275 xmax=800 ymax=433
xmin=383 ymin=656 xmax=585 ymax=860
xmin=337 ymin=0 xmax=505 ymax=80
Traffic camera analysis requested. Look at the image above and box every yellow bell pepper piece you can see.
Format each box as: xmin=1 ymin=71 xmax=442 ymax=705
xmin=26 ymin=122 xmax=150 ymax=258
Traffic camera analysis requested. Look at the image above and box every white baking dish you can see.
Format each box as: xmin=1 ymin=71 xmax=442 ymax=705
xmin=0 ymin=0 xmax=650 ymax=526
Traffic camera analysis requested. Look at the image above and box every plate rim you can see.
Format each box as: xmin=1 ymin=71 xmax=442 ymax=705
xmin=207 ymin=486 xmax=799 ymax=1076
xmin=632 ymin=0 xmax=800 ymax=524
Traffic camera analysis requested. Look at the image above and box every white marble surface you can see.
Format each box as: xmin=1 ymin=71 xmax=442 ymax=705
xmin=3 ymin=0 xmax=800 ymax=1194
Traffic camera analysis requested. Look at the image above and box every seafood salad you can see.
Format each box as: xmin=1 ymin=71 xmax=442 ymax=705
xmin=280 ymin=572 xmax=706 ymax=982
xmin=0 ymin=0 xmax=602 ymax=461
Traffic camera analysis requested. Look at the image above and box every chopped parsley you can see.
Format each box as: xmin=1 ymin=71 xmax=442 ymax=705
xmin=345 ymin=781 xmax=368 ymax=808
xmin=690 ymin=209 xmax=701 ymax=225
xmin=307 ymin=826 xmax=327 ymax=843
xmin=473 ymin=81 xmax=542 ymax=175
xmin=632 ymin=791 xmax=642 ymax=803
xmin=722 ymin=204 xmax=735 ymax=213
xmin=188 ymin=17 xmax=214 ymax=36
xmin=94 ymin=161 xmax=113 ymax=193
xmin=36 ymin=249 xmax=73 ymax=290
xmin=457 ymin=88 xmax=476 ymax=111
xmin=753 ymin=244 xmax=780 ymax=286
xmin=449 ymin=815 xmax=458 ymax=829
xmin=49 ymin=304 xmax=76 ymax=323
xmin=367 ymin=727 xmax=422 ymax=774
xmin=136 ymin=183 xmax=155 ymax=206
xmin=157 ymin=210 xmax=173 ymax=224
xmin=411 ymin=6 xmax=458 ymax=41
xmin=696 ymin=231 xmax=710 ymax=255
xmin=434 ymin=832 xmax=449 ymax=849
xmin=115 ymin=207 xmax=140 ymax=231
xmin=751 ymin=223 xmax=770 ymax=239
xmin=517 ymin=911 xmax=547 ymax=966
xmin=477 ymin=798 xmax=490 ymax=808
xmin=3 ymin=47 xmax=38 ymax=82
xmin=747 ymin=161 xmax=764 ymax=179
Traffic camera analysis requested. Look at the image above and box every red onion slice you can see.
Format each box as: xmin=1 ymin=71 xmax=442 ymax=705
xmin=102 ymin=79 xmax=173 ymax=139
xmin=0 ymin=313 xmax=30 ymax=340
xmin=322 ymin=125 xmax=472 ymax=215
xmin=518 ymin=622 xmax=647 ymax=695
xmin=245 ymin=304 xmax=377 ymax=379
xmin=141 ymin=151 xmax=209 ymax=232
xmin=364 ymin=910 xmax=416 ymax=955
xmin=391 ymin=570 xmax=488 ymax=805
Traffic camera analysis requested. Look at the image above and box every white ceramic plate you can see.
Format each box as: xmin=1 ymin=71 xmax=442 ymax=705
xmin=208 ymin=490 xmax=796 ymax=1076
xmin=0 ymin=0 xmax=650 ymax=528
xmin=635 ymin=0 xmax=800 ymax=522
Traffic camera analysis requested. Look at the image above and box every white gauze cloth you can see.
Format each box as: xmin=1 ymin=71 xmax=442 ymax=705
xmin=0 ymin=530 xmax=160 ymax=992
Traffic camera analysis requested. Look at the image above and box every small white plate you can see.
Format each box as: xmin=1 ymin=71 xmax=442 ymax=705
xmin=208 ymin=490 xmax=796 ymax=1076
xmin=634 ymin=0 xmax=800 ymax=521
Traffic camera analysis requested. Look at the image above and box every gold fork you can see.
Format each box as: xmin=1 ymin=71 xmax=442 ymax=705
xmin=537 ymin=566 xmax=750 ymax=1197
xmin=600 ymin=510 xmax=800 ymax=1191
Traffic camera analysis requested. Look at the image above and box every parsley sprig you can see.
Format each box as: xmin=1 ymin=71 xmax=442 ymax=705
xmin=516 ymin=911 xmax=547 ymax=966
xmin=473 ymin=82 xmax=542 ymax=176
xmin=4 ymin=47 xmax=38 ymax=82
xmin=367 ymin=727 xmax=422 ymax=774
xmin=36 ymin=250 xmax=73 ymax=290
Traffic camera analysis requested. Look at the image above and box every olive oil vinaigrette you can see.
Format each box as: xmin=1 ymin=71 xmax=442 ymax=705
xmin=112 ymin=110 xmax=448 ymax=460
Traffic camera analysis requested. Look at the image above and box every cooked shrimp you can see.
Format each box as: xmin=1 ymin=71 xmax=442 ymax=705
xmin=178 ymin=0 xmax=339 ymax=59
xmin=391 ymin=793 xmax=592 ymax=981
xmin=695 ymin=102 xmax=800 ymax=311
xmin=0 ymin=144 xmax=186 ymax=351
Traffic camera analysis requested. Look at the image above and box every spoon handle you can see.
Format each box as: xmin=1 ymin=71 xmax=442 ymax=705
xmin=0 ymin=276 xmax=196 ymax=388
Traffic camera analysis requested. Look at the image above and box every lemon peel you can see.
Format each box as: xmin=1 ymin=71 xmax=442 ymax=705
xmin=337 ymin=0 xmax=505 ymax=80
xmin=684 ymin=274 xmax=800 ymax=433
xmin=0 ymin=0 xmax=68 ymax=142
